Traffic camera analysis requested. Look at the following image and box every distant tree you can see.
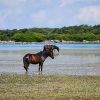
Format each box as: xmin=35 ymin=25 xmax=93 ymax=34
xmin=0 ymin=25 xmax=100 ymax=42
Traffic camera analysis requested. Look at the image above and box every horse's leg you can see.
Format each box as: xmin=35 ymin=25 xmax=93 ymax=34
xmin=24 ymin=62 xmax=29 ymax=72
xmin=40 ymin=62 xmax=43 ymax=72
xmin=38 ymin=63 xmax=41 ymax=72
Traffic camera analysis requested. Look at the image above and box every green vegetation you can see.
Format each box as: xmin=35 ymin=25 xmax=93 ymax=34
xmin=12 ymin=33 xmax=47 ymax=42
xmin=0 ymin=25 xmax=100 ymax=42
xmin=0 ymin=74 xmax=100 ymax=100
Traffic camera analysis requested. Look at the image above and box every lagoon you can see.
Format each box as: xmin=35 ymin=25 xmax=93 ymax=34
xmin=0 ymin=43 xmax=100 ymax=75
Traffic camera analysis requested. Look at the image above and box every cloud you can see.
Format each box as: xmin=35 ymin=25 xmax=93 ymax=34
xmin=0 ymin=0 xmax=100 ymax=29
xmin=0 ymin=0 xmax=27 ymax=18
xmin=0 ymin=10 xmax=11 ymax=28
xmin=32 ymin=10 xmax=47 ymax=21
xmin=0 ymin=0 xmax=27 ymax=8
xmin=47 ymin=18 xmax=63 ymax=27
xmin=0 ymin=13 xmax=6 ymax=27
xmin=59 ymin=0 xmax=98 ymax=7
xmin=31 ymin=8 xmax=65 ymax=27
xmin=74 ymin=6 xmax=100 ymax=24
xmin=59 ymin=0 xmax=77 ymax=7
xmin=0 ymin=0 xmax=27 ymax=27
xmin=41 ymin=0 xmax=51 ymax=5
xmin=0 ymin=0 xmax=51 ymax=9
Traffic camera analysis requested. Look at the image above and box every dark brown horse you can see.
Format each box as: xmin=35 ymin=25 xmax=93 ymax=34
xmin=23 ymin=50 xmax=54 ymax=72
xmin=43 ymin=45 xmax=59 ymax=52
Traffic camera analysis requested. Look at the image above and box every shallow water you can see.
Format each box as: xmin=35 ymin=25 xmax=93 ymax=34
xmin=0 ymin=43 xmax=100 ymax=75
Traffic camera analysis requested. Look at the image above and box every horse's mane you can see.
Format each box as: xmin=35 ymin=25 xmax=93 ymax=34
xmin=36 ymin=50 xmax=51 ymax=56
xmin=36 ymin=51 xmax=43 ymax=55
xmin=51 ymin=45 xmax=59 ymax=52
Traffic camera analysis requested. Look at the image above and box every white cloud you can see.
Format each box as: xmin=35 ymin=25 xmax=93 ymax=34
xmin=32 ymin=10 xmax=47 ymax=21
xmin=75 ymin=6 xmax=100 ymax=24
xmin=0 ymin=0 xmax=100 ymax=29
xmin=59 ymin=0 xmax=98 ymax=7
xmin=0 ymin=0 xmax=27 ymax=25
xmin=59 ymin=0 xmax=76 ymax=7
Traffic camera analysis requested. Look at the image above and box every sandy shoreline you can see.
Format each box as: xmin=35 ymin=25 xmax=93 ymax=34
xmin=0 ymin=40 xmax=100 ymax=44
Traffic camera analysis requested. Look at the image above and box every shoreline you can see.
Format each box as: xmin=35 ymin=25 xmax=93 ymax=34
xmin=0 ymin=40 xmax=100 ymax=44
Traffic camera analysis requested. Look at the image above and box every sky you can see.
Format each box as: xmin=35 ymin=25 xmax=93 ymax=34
xmin=0 ymin=0 xmax=100 ymax=29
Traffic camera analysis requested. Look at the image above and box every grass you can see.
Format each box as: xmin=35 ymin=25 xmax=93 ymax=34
xmin=0 ymin=73 xmax=100 ymax=100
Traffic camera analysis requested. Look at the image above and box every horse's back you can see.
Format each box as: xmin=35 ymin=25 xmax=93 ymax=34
xmin=29 ymin=54 xmax=41 ymax=64
xmin=23 ymin=53 xmax=31 ymax=58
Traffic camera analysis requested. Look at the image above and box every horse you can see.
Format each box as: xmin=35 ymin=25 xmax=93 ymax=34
xmin=43 ymin=45 xmax=59 ymax=52
xmin=23 ymin=50 xmax=54 ymax=72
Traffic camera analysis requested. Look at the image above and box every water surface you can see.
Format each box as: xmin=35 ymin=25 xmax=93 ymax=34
xmin=0 ymin=43 xmax=100 ymax=76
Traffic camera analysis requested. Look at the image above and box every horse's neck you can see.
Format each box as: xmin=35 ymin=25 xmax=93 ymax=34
xmin=37 ymin=51 xmax=43 ymax=55
xmin=41 ymin=52 xmax=48 ymax=61
xmin=41 ymin=56 xmax=47 ymax=61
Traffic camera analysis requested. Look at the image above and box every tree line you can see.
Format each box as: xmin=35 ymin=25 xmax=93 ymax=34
xmin=0 ymin=25 xmax=100 ymax=42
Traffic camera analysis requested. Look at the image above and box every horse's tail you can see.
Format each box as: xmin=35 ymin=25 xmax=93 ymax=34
xmin=23 ymin=53 xmax=30 ymax=72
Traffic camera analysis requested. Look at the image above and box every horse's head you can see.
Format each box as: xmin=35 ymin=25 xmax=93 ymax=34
xmin=50 ymin=49 xmax=54 ymax=59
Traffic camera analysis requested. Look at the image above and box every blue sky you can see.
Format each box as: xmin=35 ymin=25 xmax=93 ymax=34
xmin=0 ymin=0 xmax=100 ymax=29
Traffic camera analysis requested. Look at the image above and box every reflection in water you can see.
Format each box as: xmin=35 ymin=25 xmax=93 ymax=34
xmin=0 ymin=44 xmax=100 ymax=75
